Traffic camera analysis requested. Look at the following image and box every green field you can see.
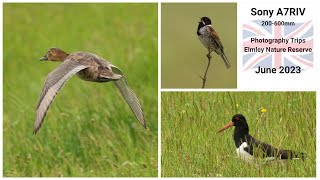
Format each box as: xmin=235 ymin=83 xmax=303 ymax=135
xmin=161 ymin=92 xmax=315 ymax=177
xmin=3 ymin=3 xmax=158 ymax=177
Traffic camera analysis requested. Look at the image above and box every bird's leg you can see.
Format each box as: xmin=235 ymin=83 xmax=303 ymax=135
xmin=206 ymin=49 xmax=212 ymax=59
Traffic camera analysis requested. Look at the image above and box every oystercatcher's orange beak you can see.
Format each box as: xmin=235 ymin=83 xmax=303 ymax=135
xmin=217 ymin=121 xmax=234 ymax=133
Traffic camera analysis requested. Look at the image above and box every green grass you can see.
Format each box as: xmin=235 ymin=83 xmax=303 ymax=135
xmin=3 ymin=3 xmax=158 ymax=177
xmin=161 ymin=92 xmax=315 ymax=177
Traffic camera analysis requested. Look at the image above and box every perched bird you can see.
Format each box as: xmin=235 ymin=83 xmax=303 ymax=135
xmin=197 ymin=16 xmax=231 ymax=69
xmin=217 ymin=114 xmax=305 ymax=162
xmin=34 ymin=47 xmax=146 ymax=134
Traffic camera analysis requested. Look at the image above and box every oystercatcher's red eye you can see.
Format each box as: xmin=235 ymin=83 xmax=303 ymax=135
xmin=235 ymin=117 xmax=240 ymax=121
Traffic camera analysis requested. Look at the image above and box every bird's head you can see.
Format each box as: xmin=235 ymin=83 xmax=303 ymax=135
xmin=217 ymin=114 xmax=248 ymax=133
xmin=197 ymin=16 xmax=212 ymax=35
xmin=40 ymin=47 xmax=69 ymax=62
xmin=200 ymin=16 xmax=212 ymax=26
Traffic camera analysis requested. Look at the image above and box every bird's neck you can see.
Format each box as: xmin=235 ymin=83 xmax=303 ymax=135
xmin=197 ymin=23 xmax=204 ymax=35
xmin=233 ymin=125 xmax=249 ymax=148
xmin=52 ymin=52 xmax=69 ymax=62
xmin=60 ymin=53 xmax=70 ymax=61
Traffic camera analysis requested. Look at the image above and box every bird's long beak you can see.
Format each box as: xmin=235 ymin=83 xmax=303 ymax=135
xmin=217 ymin=121 xmax=234 ymax=133
xmin=40 ymin=54 xmax=48 ymax=61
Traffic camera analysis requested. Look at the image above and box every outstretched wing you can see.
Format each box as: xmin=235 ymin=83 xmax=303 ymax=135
xmin=34 ymin=60 xmax=88 ymax=134
xmin=111 ymin=65 xmax=146 ymax=128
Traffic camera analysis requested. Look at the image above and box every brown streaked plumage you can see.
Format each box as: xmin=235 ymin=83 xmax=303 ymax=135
xmin=34 ymin=47 xmax=146 ymax=134
xmin=197 ymin=17 xmax=231 ymax=69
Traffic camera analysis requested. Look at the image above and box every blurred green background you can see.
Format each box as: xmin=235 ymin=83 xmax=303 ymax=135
xmin=3 ymin=3 xmax=157 ymax=177
xmin=161 ymin=3 xmax=237 ymax=88
xmin=162 ymin=92 xmax=315 ymax=177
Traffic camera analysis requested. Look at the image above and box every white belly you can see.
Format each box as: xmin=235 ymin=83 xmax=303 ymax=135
xmin=236 ymin=142 xmax=278 ymax=162
xmin=236 ymin=142 xmax=254 ymax=162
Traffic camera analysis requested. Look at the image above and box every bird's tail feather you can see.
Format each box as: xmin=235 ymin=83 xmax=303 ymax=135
xmin=220 ymin=52 xmax=231 ymax=69
xmin=281 ymin=150 xmax=306 ymax=160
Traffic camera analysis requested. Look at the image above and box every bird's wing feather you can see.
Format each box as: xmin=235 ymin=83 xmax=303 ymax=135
xmin=34 ymin=59 xmax=88 ymax=134
xmin=243 ymin=136 xmax=254 ymax=156
xmin=207 ymin=26 xmax=231 ymax=68
xmin=250 ymin=136 xmax=281 ymax=158
xmin=255 ymin=140 xmax=305 ymax=159
xmin=111 ymin=65 xmax=146 ymax=128
xmin=208 ymin=26 xmax=224 ymax=50
xmin=246 ymin=135 xmax=305 ymax=160
xmin=243 ymin=146 xmax=254 ymax=156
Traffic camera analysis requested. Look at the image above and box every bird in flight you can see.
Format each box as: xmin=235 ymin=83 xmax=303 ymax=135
xmin=34 ymin=47 xmax=146 ymax=134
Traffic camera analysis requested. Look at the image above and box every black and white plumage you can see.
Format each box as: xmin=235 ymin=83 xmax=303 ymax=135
xmin=197 ymin=17 xmax=231 ymax=69
xmin=218 ymin=114 xmax=306 ymax=162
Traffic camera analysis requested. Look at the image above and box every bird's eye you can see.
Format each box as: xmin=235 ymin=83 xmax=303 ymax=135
xmin=235 ymin=117 xmax=240 ymax=121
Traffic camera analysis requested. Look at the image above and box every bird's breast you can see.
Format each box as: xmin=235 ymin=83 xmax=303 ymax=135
xmin=198 ymin=29 xmax=215 ymax=50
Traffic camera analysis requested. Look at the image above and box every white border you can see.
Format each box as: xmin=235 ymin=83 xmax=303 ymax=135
xmin=1 ymin=0 xmax=319 ymax=179
xmin=157 ymin=2 xmax=162 ymax=178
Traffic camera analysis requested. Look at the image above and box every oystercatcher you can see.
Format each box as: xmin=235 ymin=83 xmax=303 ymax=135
xmin=217 ymin=114 xmax=305 ymax=162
